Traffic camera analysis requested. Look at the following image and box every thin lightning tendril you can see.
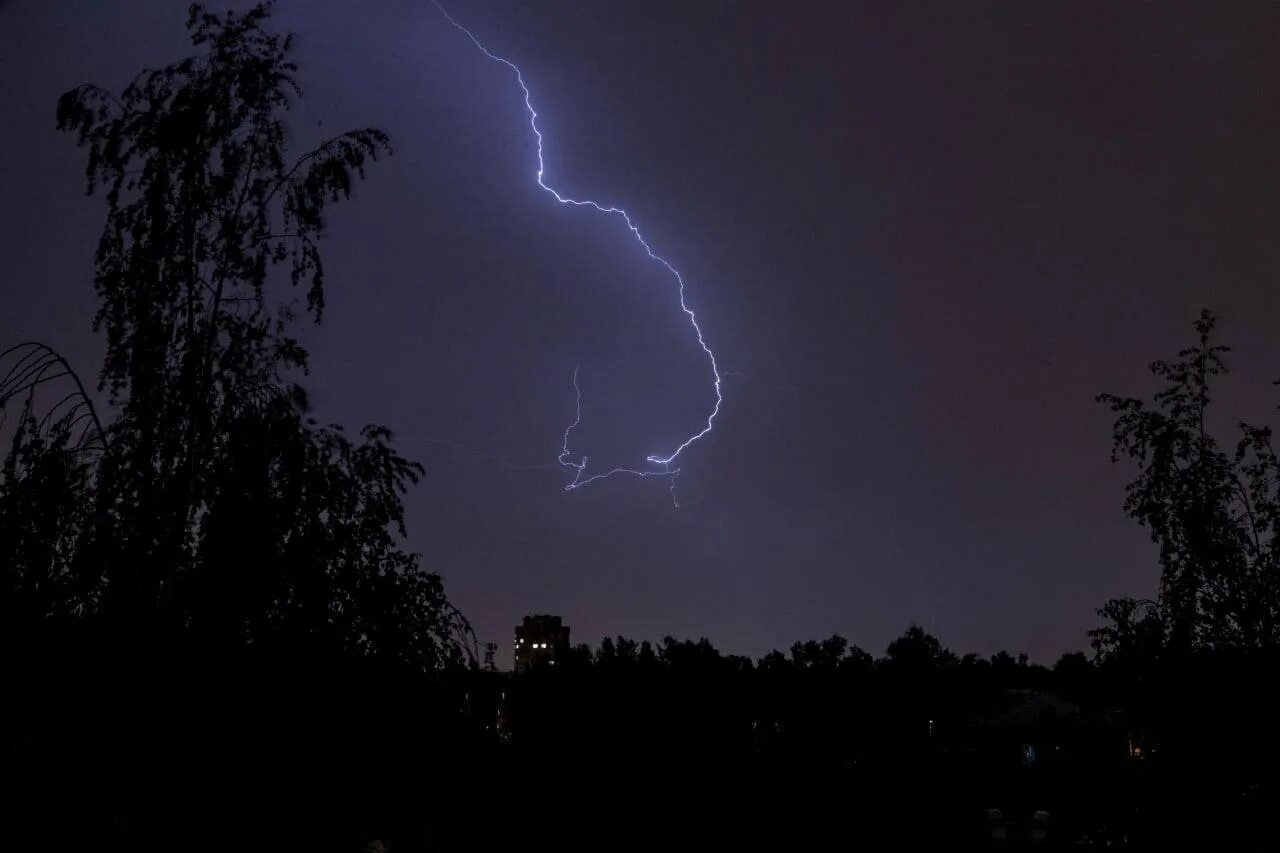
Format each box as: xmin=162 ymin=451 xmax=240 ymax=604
xmin=432 ymin=1 xmax=722 ymax=502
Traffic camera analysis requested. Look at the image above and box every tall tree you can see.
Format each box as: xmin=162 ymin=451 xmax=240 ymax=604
xmin=1 ymin=3 xmax=467 ymax=668
xmin=1096 ymin=311 xmax=1280 ymax=655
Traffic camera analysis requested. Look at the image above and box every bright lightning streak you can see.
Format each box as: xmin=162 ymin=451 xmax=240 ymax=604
xmin=432 ymin=1 xmax=723 ymax=500
xmin=557 ymin=366 xmax=680 ymax=493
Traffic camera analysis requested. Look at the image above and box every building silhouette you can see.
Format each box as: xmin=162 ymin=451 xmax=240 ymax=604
xmin=514 ymin=614 xmax=570 ymax=672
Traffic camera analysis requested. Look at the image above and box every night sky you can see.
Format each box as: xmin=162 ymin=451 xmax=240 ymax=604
xmin=3 ymin=1 xmax=1278 ymax=665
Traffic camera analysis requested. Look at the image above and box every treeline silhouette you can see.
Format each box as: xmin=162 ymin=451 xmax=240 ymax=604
xmin=471 ymin=627 xmax=1275 ymax=851
xmin=2 ymin=5 xmax=1278 ymax=852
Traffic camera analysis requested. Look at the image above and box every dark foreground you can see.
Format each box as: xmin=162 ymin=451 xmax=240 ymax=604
xmin=4 ymin=627 xmax=1275 ymax=852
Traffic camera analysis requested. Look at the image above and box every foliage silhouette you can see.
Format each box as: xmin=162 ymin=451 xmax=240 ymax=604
xmin=3 ymin=6 xmax=472 ymax=850
xmin=0 ymin=2 xmax=470 ymax=665
xmin=1096 ymin=310 xmax=1280 ymax=655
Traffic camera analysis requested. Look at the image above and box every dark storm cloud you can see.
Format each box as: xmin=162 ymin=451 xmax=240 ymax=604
xmin=2 ymin=0 xmax=1277 ymax=664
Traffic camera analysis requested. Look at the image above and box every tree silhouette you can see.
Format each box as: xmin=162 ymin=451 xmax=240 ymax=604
xmin=2 ymin=2 xmax=468 ymax=667
xmin=2 ymin=6 xmax=476 ymax=848
xmin=1097 ymin=310 xmax=1280 ymax=654
xmin=883 ymin=623 xmax=957 ymax=672
xmin=0 ymin=396 xmax=97 ymax=623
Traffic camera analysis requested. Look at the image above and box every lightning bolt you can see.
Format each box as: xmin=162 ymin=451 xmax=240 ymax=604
xmin=432 ymin=1 xmax=723 ymax=503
